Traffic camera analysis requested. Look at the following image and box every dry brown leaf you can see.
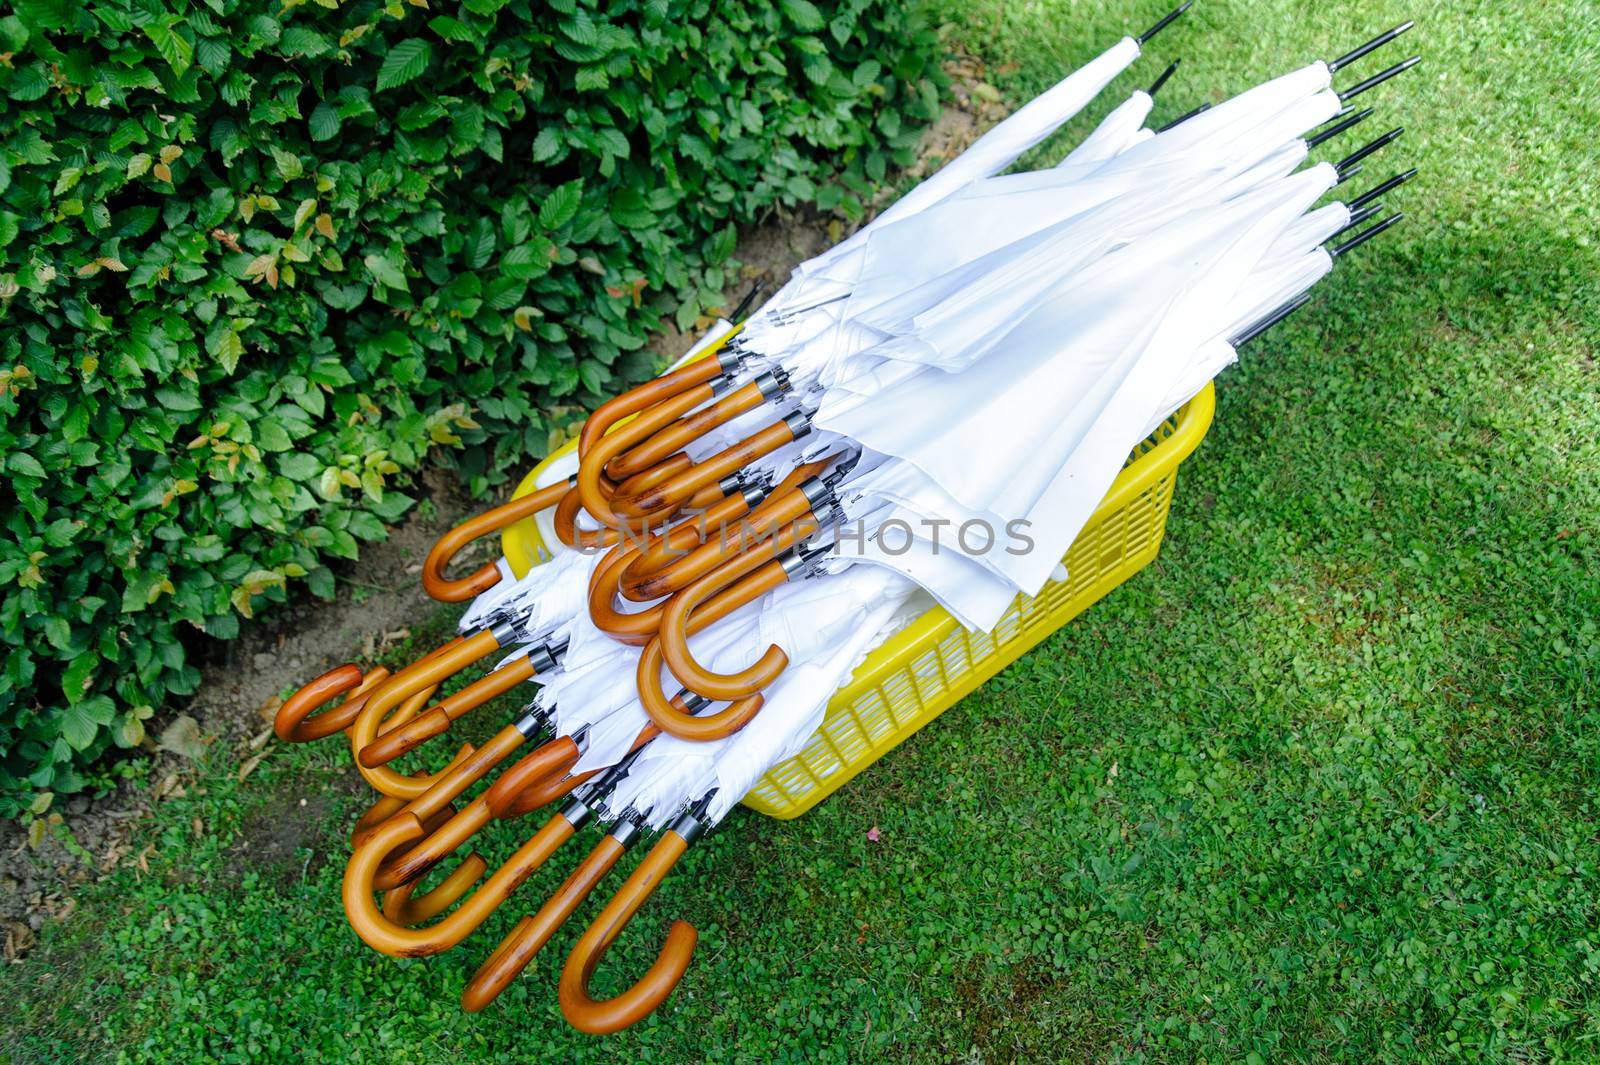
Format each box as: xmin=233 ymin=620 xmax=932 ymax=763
xmin=258 ymin=693 xmax=284 ymax=723
xmin=237 ymin=750 xmax=269 ymax=781
xmin=157 ymin=715 xmax=206 ymax=760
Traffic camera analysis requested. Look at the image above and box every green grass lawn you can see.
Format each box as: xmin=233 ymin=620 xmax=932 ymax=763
xmin=8 ymin=1 xmax=1600 ymax=1061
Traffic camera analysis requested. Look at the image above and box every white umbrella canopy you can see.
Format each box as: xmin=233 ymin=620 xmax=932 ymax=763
xmin=1057 ymin=88 xmax=1155 ymax=172
xmin=803 ymin=165 xmax=1360 ymax=622
xmin=817 ymin=163 xmax=1337 ymax=510
xmin=837 ymin=80 xmax=1349 ymax=372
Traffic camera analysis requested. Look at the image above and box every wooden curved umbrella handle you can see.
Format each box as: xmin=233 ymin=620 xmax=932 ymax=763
xmin=275 ymin=665 xmax=390 ymax=743
xmin=347 ymin=746 xmax=480 ymax=846
xmin=494 ymin=712 xmax=667 ymax=821
xmin=636 ymin=554 xmax=789 ymax=739
xmin=578 ymin=355 xmax=730 ymax=459
xmin=579 ymin=382 xmax=721 ymax=529
xmin=554 ymin=486 xmax=623 ymax=551
xmin=617 ymin=493 xmax=753 ymax=597
xmin=586 ymin=541 xmax=669 ymax=646
xmin=657 ymin=530 xmax=806 ymax=701
xmin=421 ymin=480 xmax=571 ymax=602
xmin=374 ymin=735 xmax=581 ymax=891
xmin=625 ymin=482 xmax=816 ymax=602
xmin=463 ymin=833 xmax=631 ymax=1013
xmin=344 ymin=806 xmax=579 ymax=958
xmin=358 ymin=655 xmax=538 ymax=767
xmin=612 ymin=417 xmax=801 ymax=520
xmin=482 ymin=736 xmax=586 ymax=819
xmin=350 ymin=719 xmax=540 ymax=851
xmin=637 ymin=636 xmax=766 ymax=742
xmin=382 ymin=853 xmax=491 ymax=925
xmin=606 ymin=379 xmax=769 ymax=481
xmin=619 ymin=457 xmax=834 ymax=600
xmin=348 ymin=630 xmax=503 ymax=799
xmin=559 ymin=829 xmax=697 ymax=1034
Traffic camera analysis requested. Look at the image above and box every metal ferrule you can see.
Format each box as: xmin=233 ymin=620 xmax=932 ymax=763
xmin=808 ymin=501 xmax=840 ymax=530
xmin=741 ymin=483 xmax=768 ymax=510
xmin=670 ymin=810 xmax=710 ymax=846
xmin=513 ymin=707 xmax=548 ymax=739
xmin=709 ymin=373 xmax=738 ymax=398
xmin=799 ymin=476 xmax=833 ymax=510
xmin=783 ymin=410 xmax=812 ymax=439
xmin=716 ymin=346 xmax=743 ymax=372
xmin=717 ymin=472 xmax=746 ymax=497
xmin=527 ymin=642 xmax=559 ymax=675
xmin=779 ymin=549 xmax=812 ymax=579
xmin=754 ymin=368 xmax=791 ymax=400
xmin=559 ymin=797 xmax=593 ymax=830
xmin=677 ymin=690 xmax=710 ymax=713
xmin=608 ymin=816 xmax=644 ymax=849
xmin=489 ymin=618 xmax=518 ymax=647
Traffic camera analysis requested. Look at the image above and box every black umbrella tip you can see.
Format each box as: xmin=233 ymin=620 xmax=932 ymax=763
xmin=1305 ymin=106 xmax=1376 ymax=149
xmin=1148 ymin=58 xmax=1182 ymax=97
xmin=1338 ymin=55 xmax=1422 ymax=102
xmin=1231 ymin=292 xmax=1314 ymax=348
xmin=1330 ymin=211 xmax=1405 ymax=258
xmin=1334 ymin=125 xmax=1405 ymax=174
xmin=730 ymin=280 xmax=765 ymax=322
xmin=1328 ymin=20 xmax=1417 ymax=73
xmin=1347 ymin=166 xmax=1420 ymax=210
xmin=1155 ymin=101 xmax=1210 ymax=133
xmin=1137 ymin=1 xmax=1193 ymax=45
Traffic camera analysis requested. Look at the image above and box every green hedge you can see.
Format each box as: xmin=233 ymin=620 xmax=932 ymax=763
xmin=0 ymin=0 xmax=943 ymax=813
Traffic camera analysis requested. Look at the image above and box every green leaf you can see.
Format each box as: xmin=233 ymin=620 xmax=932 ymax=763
xmin=539 ymin=180 xmax=583 ymax=229
xmin=376 ymin=38 xmax=431 ymax=92
xmin=501 ymin=238 xmax=554 ymax=281
xmin=279 ymin=453 xmax=320 ymax=480
xmin=428 ymin=16 xmax=474 ymax=41
xmin=43 ymin=616 xmax=72 ymax=651
xmin=347 ymin=511 xmax=386 ymax=541
xmin=59 ymin=704 xmax=101 ymax=751
xmin=465 ymin=217 xmax=496 ymax=269
xmin=779 ymin=0 xmax=824 ymax=31
xmin=363 ymin=253 xmax=409 ymax=290
xmin=40 ymin=518 xmax=80 ymax=547
xmin=310 ymin=101 xmax=341 ymax=142
xmin=271 ymin=146 xmax=304 ymax=180
xmin=256 ymin=419 xmax=292 ymax=452
xmin=280 ymin=26 xmax=330 ymax=57
xmin=531 ymin=128 xmax=563 ymax=163
xmin=706 ymin=222 xmax=736 ymax=266
xmin=144 ymin=21 xmax=194 ymax=76
xmin=14 ymin=0 xmax=69 ymax=32
xmin=9 ymin=452 xmax=46 ymax=478
xmin=574 ymin=66 xmax=609 ymax=92
xmin=62 ymin=654 xmax=97 ymax=704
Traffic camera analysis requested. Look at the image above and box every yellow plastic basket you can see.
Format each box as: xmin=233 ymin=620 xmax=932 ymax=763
xmin=501 ymin=361 xmax=1214 ymax=819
